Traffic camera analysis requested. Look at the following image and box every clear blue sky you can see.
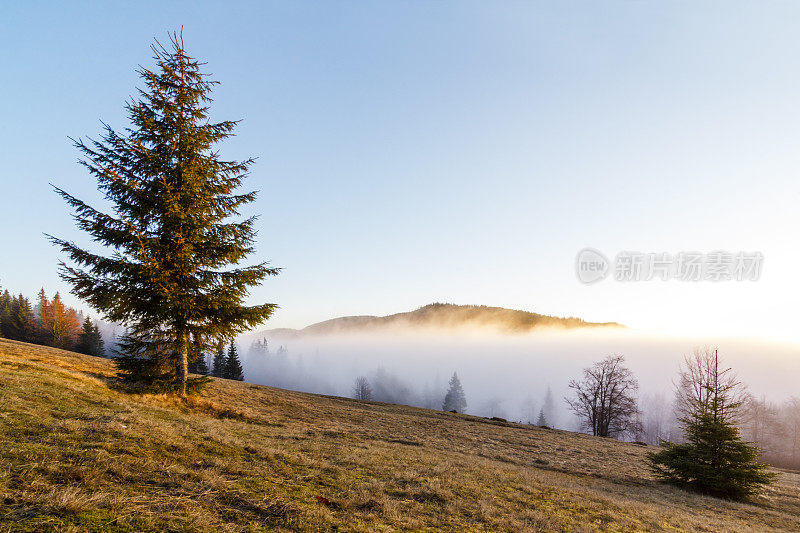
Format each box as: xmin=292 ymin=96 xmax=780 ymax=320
xmin=2 ymin=2 xmax=799 ymax=340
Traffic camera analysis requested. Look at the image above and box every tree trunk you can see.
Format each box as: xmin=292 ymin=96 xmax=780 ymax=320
xmin=178 ymin=334 xmax=188 ymax=397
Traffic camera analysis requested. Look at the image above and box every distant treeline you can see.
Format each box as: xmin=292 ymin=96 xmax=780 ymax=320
xmin=0 ymin=287 xmax=104 ymax=357
xmin=0 ymin=285 xmax=246 ymax=383
xmin=202 ymin=342 xmax=245 ymax=381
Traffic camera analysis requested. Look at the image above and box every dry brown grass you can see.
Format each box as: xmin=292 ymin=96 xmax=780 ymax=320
xmin=0 ymin=337 xmax=798 ymax=532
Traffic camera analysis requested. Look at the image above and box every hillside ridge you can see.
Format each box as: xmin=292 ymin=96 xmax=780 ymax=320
xmin=262 ymin=303 xmax=623 ymax=338
xmin=0 ymin=338 xmax=798 ymax=532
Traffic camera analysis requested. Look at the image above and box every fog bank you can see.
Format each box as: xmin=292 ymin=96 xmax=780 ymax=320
xmin=234 ymin=327 xmax=798 ymax=429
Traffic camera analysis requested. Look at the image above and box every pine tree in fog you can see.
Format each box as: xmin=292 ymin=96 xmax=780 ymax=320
xmin=442 ymin=372 xmax=467 ymax=413
xmin=421 ymin=380 xmax=439 ymax=409
xmin=542 ymin=386 xmax=556 ymax=428
xmin=536 ymin=408 xmax=548 ymax=427
xmin=249 ymin=337 xmax=270 ymax=358
xmin=520 ymin=395 xmax=537 ymax=425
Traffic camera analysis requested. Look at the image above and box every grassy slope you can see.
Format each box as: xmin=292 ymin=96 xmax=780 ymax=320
xmin=0 ymin=339 xmax=798 ymax=532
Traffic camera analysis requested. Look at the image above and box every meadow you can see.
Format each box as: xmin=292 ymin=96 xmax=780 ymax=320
xmin=0 ymin=338 xmax=798 ymax=532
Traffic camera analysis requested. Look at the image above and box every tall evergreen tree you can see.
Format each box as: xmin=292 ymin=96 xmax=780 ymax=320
xmin=17 ymin=294 xmax=37 ymax=342
xmin=9 ymin=296 xmax=38 ymax=344
xmin=536 ymin=408 xmax=549 ymax=427
xmin=542 ymin=386 xmax=556 ymax=428
xmin=211 ymin=342 xmax=226 ymax=378
xmin=0 ymin=290 xmax=13 ymax=339
xmin=51 ymin=292 xmax=81 ymax=350
xmin=75 ymin=316 xmax=105 ymax=357
xmin=648 ymin=349 xmax=774 ymax=499
xmin=187 ymin=336 xmax=210 ymax=375
xmin=201 ymin=356 xmax=211 ymax=376
xmin=189 ymin=353 xmax=210 ymax=375
xmin=48 ymin=32 xmax=278 ymax=395
xmin=224 ymin=342 xmax=244 ymax=381
xmin=36 ymin=288 xmax=53 ymax=346
xmin=442 ymin=372 xmax=467 ymax=413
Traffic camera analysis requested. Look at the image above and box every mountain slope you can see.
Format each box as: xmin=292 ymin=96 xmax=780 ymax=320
xmin=263 ymin=303 xmax=623 ymax=338
xmin=0 ymin=338 xmax=798 ymax=532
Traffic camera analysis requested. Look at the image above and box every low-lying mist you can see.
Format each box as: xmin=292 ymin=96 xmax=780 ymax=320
xmin=237 ymin=326 xmax=800 ymax=430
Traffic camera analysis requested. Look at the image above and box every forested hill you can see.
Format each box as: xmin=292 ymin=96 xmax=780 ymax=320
xmin=263 ymin=303 xmax=623 ymax=338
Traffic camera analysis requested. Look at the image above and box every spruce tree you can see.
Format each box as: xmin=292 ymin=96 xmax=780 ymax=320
xmin=224 ymin=342 xmax=244 ymax=381
xmin=93 ymin=320 xmax=105 ymax=356
xmin=191 ymin=354 xmax=210 ymax=375
xmin=211 ymin=342 xmax=226 ymax=378
xmin=48 ymin=32 xmax=278 ymax=395
xmin=0 ymin=290 xmax=12 ymax=338
xmin=50 ymin=293 xmax=81 ymax=350
xmin=2 ymin=295 xmax=36 ymax=343
xmin=76 ymin=316 xmax=105 ymax=357
xmin=36 ymin=289 xmax=53 ymax=346
xmin=536 ymin=408 xmax=548 ymax=427
xmin=648 ymin=350 xmax=774 ymax=499
xmin=442 ymin=372 xmax=467 ymax=413
xmin=201 ymin=356 xmax=211 ymax=376
xmin=187 ymin=336 xmax=210 ymax=375
xmin=542 ymin=386 xmax=556 ymax=428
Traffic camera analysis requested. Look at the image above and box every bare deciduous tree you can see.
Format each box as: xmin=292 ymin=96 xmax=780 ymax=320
xmin=639 ymin=392 xmax=679 ymax=445
xmin=565 ymin=354 xmax=640 ymax=438
xmin=675 ymin=347 xmax=748 ymax=423
xmin=482 ymin=396 xmax=506 ymax=419
xmin=520 ymin=394 xmax=537 ymax=425
xmin=743 ymin=396 xmax=784 ymax=450
xmin=734 ymin=396 xmax=800 ymax=470
xmin=352 ymin=375 xmax=372 ymax=401
xmin=782 ymin=398 xmax=800 ymax=467
xmin=648 ymin=347 xmax=774 ymax=499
